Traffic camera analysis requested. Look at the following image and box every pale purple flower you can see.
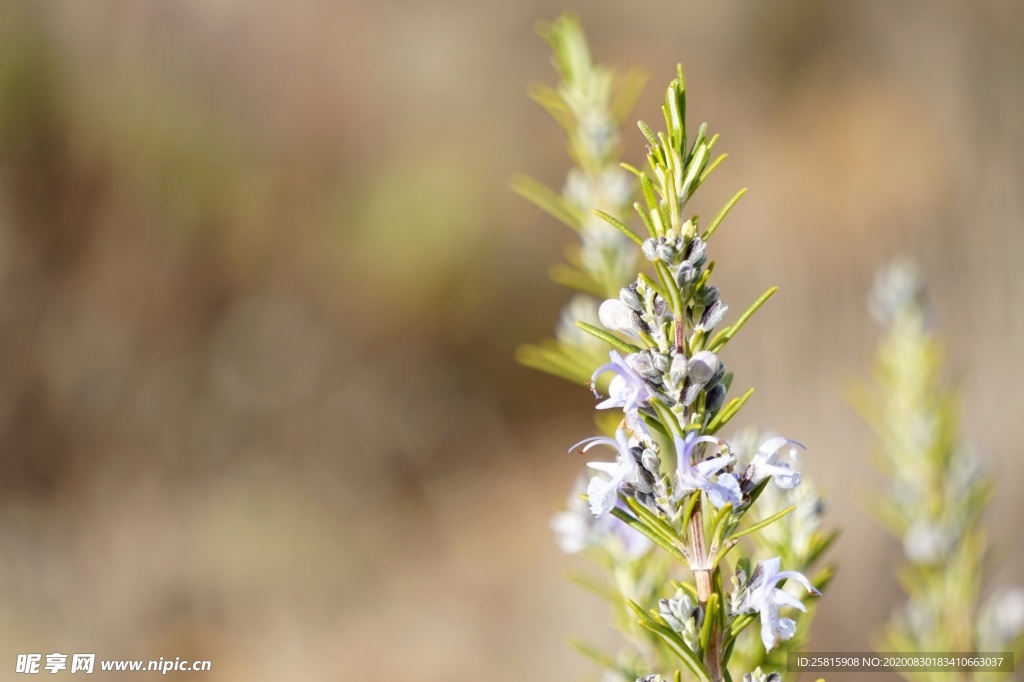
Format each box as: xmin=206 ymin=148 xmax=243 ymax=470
xmin=673 ymin=431 xmax=741 ymax=509
xmin=749 ymin=437 xmax=805 ymax=489
xmin=740 ymin=557 xmax=820 ymax=651
xmin=571 ymin=428 xmax=640 ymax=517
xmin=592 ymin=351 xmax=652 ymax=412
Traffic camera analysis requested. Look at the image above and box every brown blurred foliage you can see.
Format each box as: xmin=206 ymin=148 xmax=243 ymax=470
xmin=0 ymin=1 xmax=1021 ymax=680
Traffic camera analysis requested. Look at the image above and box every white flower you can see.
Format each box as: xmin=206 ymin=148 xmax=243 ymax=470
xmin=598 ymin=299 xmax=639 ymax=338
xmin=673 ymin=432 xmax=741 ymax=509
xmin=749 ymin=437 xmax=804 ymax=489
xmin=571 ymin=429 xmax=640 ymax=517
xmin=740 ymin=557 xmax=820 ymax=651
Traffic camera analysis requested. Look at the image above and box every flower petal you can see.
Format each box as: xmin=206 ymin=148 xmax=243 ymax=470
xmin=568 ymin=436 xmax=617 ymax=454
xmin=694 ymin=454 xmax=733 ymax=478
xmin=688 ymin=351 xmax=720 ymax=384
xmin=598 ymin=299 xmax=638 ymax=337
xmin=587 ymin=473 xmax=621 ymax=517
xmin=773 ymin=569 xmax=821 ymax=597
xmin=771 ymin=588 xmax=808 ymax=612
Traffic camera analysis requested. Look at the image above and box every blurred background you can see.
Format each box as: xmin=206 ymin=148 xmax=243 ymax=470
xmin=0 ymin=0 xmax=1021 ymax=679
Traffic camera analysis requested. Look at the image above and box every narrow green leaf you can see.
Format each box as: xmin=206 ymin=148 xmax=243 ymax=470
xmin=709 ymin=502 xmax=734 ymax=549
xmin=680 ymin=143 xmax=707 ymax=202
xmin=728 ymin=505 xmax=796 ymax=543
xmin=681 ymin=490 xmax=701 ymax=529
xmin=640 ymin=173 xmax=659 ymax=216
xmin=697 ymin=153 xmax=727 ymax=185
xmin=728 ymin=612 xmax=757 ymax=639
xmin=641 ymin=412 xmax=671 ymax=439
xmin=649 ymin=397 xmax=683 ymax=437
xmin=575 ymin=321 xmax=643 ymax=355
xmin=702 ymin=188 xmax=747 ymax=240
xmin=689 ymin=122 xmax=708 ymax=160
xmin=625 ymin=599 xmax=655 ymax=624
xmin=621 ymin=162 xmax=644 ymax=178
xmin=637 ymin=273 xmax=669 ymax=302
xmin=675 ymin=65 xmax=687 ymax=153
xmin=610 ymin=507 xmax=688 ymax=562
xmin=594 ymin=210 xmax=645 ymax=246
xmin=638 ymin=120 xmax=660 ymax=150
xmin=711 ymin=538 xmax=739 ymax=565
xmin=699 ymin=592 xmax=719 ymax=653
xmin=709 ymin=286 xmax=778 ymax=352
xmin=633 ymin=201 xmax=657 ymax=238
xmin=623 ymin=495 xmax=683 ymax=549
xmin=511 ymin=174 xmax=583 ymax=230
xmin=706 ymin=387 xmax=755 ymax=434
xmin=667 ymin=83 xmax=682 ymax=141
xmin=654 ymin=260 xmax=685 ymax=317
xmin=658 ymin=131 xmax=671 ymax=161
xmin=657 ymin=201 xmax=672 ymax=238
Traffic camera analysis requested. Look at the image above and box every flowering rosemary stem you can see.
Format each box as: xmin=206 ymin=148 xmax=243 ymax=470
xmin=522 ymin=22 xmax=831 ymax=680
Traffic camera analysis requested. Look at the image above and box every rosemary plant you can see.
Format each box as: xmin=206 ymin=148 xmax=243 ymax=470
xmin=854 ymin=261 xmax=1024 ymax=680
xmin=517 ymin=17 xmax=832 ymax=682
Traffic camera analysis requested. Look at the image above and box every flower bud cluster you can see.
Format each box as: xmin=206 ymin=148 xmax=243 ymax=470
xmin=659 ymin=589 xmax=703 ymax=650
xmin=599 ymin=274 xmax=728 ymax=416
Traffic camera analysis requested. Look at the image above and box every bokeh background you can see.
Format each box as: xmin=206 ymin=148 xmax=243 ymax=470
xmin=0 ymin=1 xmax=1022 ymax=679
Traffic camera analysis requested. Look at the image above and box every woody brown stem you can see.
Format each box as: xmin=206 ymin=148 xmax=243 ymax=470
xmin=675 ymin=315 xmax=687 ymax=354
xmin=690 ymin=499 xmax=724 ymax=682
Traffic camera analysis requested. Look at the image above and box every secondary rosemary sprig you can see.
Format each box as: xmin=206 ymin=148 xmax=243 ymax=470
xmin=514 ymin=14 xmax=645 ymax=386
xmin=853 ymin=261 xmax=1024 ymax=681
